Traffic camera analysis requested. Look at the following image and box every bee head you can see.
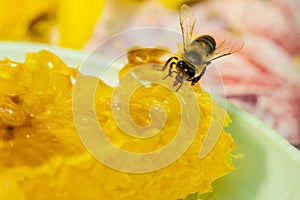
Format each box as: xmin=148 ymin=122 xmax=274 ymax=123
xmin=177 ymin=60 xmax=195 ymax=78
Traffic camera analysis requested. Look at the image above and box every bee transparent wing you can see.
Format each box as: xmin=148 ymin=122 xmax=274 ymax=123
xmin=207 ymin=38 xmax=245 ymax=63
xmin=180 ymin=4 xmax=196 ymax=52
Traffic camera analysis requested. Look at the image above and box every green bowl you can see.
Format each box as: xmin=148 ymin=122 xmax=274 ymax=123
xmin=1 ymin=42 xmax=300 ymax=200
xmin=213 ymin=96 xmax=300 ymax=200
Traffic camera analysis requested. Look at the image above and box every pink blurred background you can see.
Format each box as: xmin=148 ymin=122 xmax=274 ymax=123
xmin=86 ymin=0 xmax=300 ymax=148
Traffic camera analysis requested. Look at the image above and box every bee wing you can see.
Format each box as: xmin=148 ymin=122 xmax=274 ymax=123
xmin=180 ymin=4 xmax=196 ymax=52
xmin=207 ymin=38 xmax=245 ymax=63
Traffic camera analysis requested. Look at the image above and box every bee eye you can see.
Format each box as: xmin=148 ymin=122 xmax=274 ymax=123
xmin=178 ymin=61 xmax=188 ymax=68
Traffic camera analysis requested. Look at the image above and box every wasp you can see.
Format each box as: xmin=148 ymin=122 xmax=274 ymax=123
xmin=159 ymin=4 xmax=244 ymax=91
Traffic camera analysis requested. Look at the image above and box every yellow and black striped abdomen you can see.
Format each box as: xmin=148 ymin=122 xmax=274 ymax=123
xmin=191 ymin=35 xmax=216 ymax=56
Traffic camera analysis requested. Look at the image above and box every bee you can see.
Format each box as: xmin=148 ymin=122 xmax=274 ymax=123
xmin=159 ymin=4 xmax=244 ymax=91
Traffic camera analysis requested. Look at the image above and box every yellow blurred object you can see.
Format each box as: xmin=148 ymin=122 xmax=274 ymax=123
xmin=158 ymin=0 xmax=201 ymax=9
xmin=0 ymin=49 xmax=237 ymax=199
xmin=57 ymin=0 xmax=105 ymax=48
xmin=0 ymin=0 xmax=56 ymax=41
xmin=0 ymin=0 xmax=105 ymax=48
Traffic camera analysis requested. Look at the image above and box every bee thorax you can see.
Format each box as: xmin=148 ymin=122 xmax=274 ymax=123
xmin=183 ymin=50 xmax=202 ymax=66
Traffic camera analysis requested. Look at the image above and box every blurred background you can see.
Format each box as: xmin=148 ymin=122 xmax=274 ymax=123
xmin=0 ymin=0 xmax=299 ymax=148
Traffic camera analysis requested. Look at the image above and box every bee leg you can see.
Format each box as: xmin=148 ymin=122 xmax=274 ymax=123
xmin=162 ymin=62 xmax=179 ymax=80
xmin=157 ymin=56 xmax=178 ymax=71
xmin=175 ymin=73 xmax=185 ymax=92
xmin=191 ymin=76 xmax=201 ymax=85
xmin=162 ymin=70 xmax=178 ymax=80
xmin=190 ymin=67 xmax=206 ymax=85
xmin=199 ymin=66 xmax=207 ymax=78
xmin=175 ymin=81 xmax=184 ymax=92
